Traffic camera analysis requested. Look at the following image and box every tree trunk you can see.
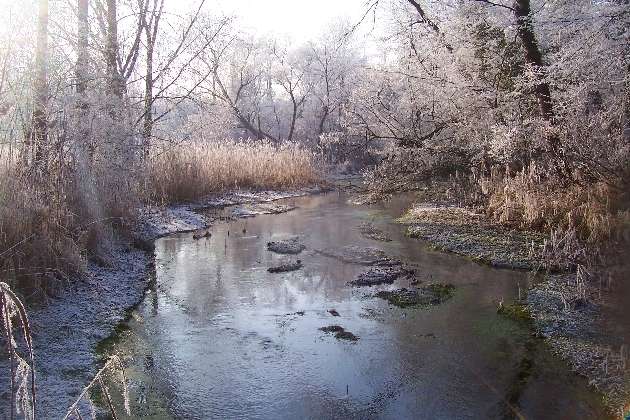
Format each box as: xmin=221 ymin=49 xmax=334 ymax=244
xmin=513 ymin=0 xmax=568 ymax=179
xmin=236 ymin=112 xmax=274 ymax=141
xmin=288 ymin=92 xmax=298 ymax=141
xmin=142 ymin=32 xmax=153 ymax=152
xmin=624 ymin=42 xmax=630 ymax=144
xmin=76 ymin=0 xmax=94 ymax=162
xmin=105 ymin=0 xmax=123 ymax=99
xmin=318 ymin=105 xmax=330 ymax=136
xmin=31 ymin=0 xmax=49 ymax=172
xmin=213 ymin=72 xmax=277 ymax=141
xmin=141 ymin=0 xmax=165 ymax=155
xmin=76 ymin=0 xmax=89 ymax=96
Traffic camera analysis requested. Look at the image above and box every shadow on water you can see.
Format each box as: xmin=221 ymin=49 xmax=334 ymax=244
xmin=99 ymin=190 xmax=610 ymax=419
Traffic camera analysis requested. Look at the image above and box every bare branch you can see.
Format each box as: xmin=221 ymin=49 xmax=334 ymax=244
xmin=405 ymin=0 xmax=453 ymax=52
xmin=469 ymin=0 xmax=515 ymax=12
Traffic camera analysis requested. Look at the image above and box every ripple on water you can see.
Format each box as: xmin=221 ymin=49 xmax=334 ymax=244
xmin=105 ymin=192 xmax=611 ymax=419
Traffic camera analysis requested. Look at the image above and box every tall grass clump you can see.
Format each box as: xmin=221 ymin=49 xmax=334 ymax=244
xmin=0 ymin=166 xmax=85 ymax=298
xmin=149 ymin=138 xmax=321 ymax=203
xmin=483 ymin=163 xmax=630 ymax=244
xmin=0 ymin=129 xmax=144 ymax=297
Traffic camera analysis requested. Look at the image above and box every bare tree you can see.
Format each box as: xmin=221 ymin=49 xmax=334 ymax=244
xmin=140 ymin=0 xmax=165 ymax=150
xmin=76 ymin=0 xmax=89 ymax=97
xmin=137 ymin=0 xmax=222 ymax=152
xmin=203 ymin=33 xmax=278 ymax=141
xmin=105 ymin=0 xmax=123 ymax=98
xmin=273 ymin=48 xmax=312 ymax=141
xmin=306 ymin=22 xmax=361 ymax=137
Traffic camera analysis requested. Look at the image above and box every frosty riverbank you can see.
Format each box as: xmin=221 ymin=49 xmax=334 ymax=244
xmin=1 ymin=188 xmax=325 ymax=419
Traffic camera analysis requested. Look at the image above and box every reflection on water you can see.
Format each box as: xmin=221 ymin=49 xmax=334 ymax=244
xmin=108 ymin=192 xmax=609 ymax=419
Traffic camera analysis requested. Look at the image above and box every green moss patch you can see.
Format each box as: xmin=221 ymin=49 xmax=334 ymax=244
xmin=422 ymin=283 xmax=457 ymax=302
xmin=376 ymin=283 xmax=456 ymax=308
xmin=497 ymin=301 xmax=532 ymax=322
xmin=357 ymin=222 xmax=392 ymax=242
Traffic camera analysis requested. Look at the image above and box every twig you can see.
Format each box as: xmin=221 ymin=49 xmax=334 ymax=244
xmin=62 ymin=356 xmax=128 ymax=420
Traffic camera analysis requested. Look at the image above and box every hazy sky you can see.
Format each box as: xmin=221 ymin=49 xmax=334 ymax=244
xmin=208 ymin=0 xmax=373 ymax=43
xmin=0 ymin=1 xmax=376 ymax=47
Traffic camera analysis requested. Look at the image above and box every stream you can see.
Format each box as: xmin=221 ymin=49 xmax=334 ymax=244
xmin=99 ymin=191 xmax=610 ymax=419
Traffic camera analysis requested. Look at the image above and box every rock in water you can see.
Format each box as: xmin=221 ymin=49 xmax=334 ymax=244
xmin=349 ymin=267 xmax=409 ymax=286
xmin=319 ymin=245 xmax=396 ymax=266
xmin=267 ymin=260 xmax=303 ymax=273
xmin=267 ymin=238 xmax=306 ymax=254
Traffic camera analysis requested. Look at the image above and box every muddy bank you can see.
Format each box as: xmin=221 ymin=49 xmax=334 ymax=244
xmin=397 ymin=202 xmax=630 ymax=416
xmin=2 ymin=186 xmax=326 ymax=420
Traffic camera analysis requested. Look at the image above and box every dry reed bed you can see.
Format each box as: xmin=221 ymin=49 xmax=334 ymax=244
xmin=149 ymin=139 xmax=320 ymax=203
xmin=481 ymin=164 xmax=630 ymax=244
xmin=0 ymin=174 xmax=87 ymax=298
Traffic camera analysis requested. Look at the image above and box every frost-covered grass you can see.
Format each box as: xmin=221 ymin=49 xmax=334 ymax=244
xmin=0 ymin=168 xmax=87 ymax=298
xmin=0 ymin=281 xmax=36 ymax=419
xmin=148 ymin=138 xmax=321 ymax=203
xmin=482 ymin=164 xmax=630 ymax=244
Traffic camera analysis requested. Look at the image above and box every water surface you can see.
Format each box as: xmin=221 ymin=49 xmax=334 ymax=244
xmin=105 ymin=191 xmax=608 ymax=419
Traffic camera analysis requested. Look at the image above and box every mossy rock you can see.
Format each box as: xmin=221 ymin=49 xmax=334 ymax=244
xmin=319 ymin=325 xmax=345 ymax=333
xmin=349 ymin=267 xmax=411 ymax=286
xmin=267 ymin=238 xmax=306 ymax=254
xmin=357 ymin=223 xmax=392 ymax=242
xmin=267 ymin=260 xmax=303 ymax=273
xmin=376 ymin=283 xmax=456 ymax=308
xmin=334 ymin=330 xmax=359 ymax=341
xmin=422 ymin=283 xmax=456 ymax=303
